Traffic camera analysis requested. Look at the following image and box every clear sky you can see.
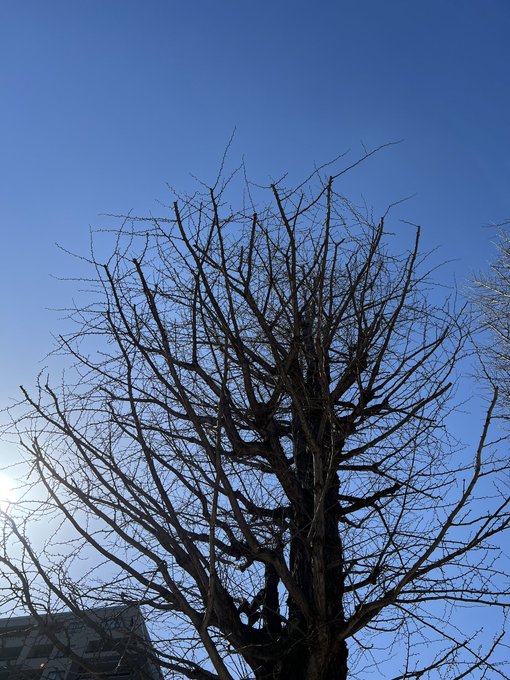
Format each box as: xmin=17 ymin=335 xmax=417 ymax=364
xmin=1 ymin=1 xmax=510 ymax=403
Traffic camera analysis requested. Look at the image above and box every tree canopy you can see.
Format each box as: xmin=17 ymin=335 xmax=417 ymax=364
xmin=2 ymin=164 xmax=509 ymax=680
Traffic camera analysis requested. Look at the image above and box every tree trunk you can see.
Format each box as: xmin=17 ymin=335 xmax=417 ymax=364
xmin=276 ymin=639 xmax=348 ymax=679
xmin=271 ymin=325 xmax=348 ymax=680
xmin=256 ymin=637 xmax=348 ymax=680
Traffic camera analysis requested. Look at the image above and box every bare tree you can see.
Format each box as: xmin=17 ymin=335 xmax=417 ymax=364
xmin=2 ymin=161 xmax=509 ymax=680
xmin=476 ymin=227 xmax=510 ymax=407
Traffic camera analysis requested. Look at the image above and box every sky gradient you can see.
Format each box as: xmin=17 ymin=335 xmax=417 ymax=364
xmin=1 ymin=2 xmax=509 ymax=432
xmin=1 ymin=3 xmax=510 ymax=674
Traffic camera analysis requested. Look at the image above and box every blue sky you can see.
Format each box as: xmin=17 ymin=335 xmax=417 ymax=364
xmin=1 ymin=2 xmax=510 ymax=673
xmin=1 ymin=1 xmax=510 ymax=404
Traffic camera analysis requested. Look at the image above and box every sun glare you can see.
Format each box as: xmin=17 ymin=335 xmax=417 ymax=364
xmin=0 ymin=473 xmax=16 ymax=512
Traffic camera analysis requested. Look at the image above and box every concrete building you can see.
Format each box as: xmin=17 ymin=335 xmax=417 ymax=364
xmin=0 ymin=606 xmax=162 ymax=680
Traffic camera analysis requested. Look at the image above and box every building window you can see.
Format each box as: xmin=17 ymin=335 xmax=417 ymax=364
xmin=28 ymin=643 xmax=54 ymax=658
xmin=47 ymin=671 xmax=64 ymax=680
xmin=85 ymin=637 xmax=130 ymax=654
xmin=11 ymin=670 xmax=44 ymax=680
xmin=0 ymin=646 xmax=23 ymax=660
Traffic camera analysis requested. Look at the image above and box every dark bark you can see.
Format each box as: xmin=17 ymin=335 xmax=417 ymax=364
xmin=270 ymin=317 xmax=348 ymax=680
xmin=274 ymin=639 xmax=348 ymax=680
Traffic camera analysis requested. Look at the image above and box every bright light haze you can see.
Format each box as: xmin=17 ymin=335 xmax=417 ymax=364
xmin=1 ymin=1 xmax=509 ymax=422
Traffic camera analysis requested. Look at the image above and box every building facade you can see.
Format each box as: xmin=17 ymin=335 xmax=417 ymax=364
xmin=0 ymin=606 xmax=162 ymax=680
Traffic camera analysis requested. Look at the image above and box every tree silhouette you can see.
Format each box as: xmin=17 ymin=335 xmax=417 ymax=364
xmin=2 ymin=161 xmax=509 ymax=679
